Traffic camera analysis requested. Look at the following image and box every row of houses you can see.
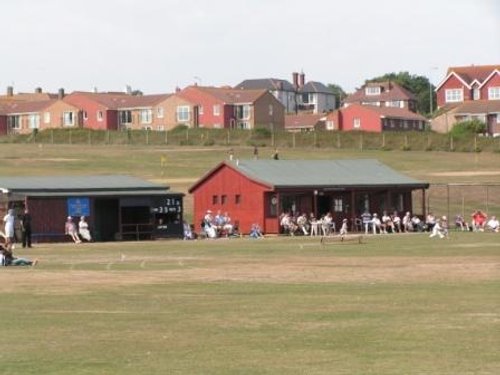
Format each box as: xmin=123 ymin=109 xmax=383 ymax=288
xmin=1 ymin=65 xmax=498 ymax=136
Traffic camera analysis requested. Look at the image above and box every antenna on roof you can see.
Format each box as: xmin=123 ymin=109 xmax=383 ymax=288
xmin=93 ymin=87 xmax=98 ymax=93
xmin=125 ymin=85 xmax=132 ymax=94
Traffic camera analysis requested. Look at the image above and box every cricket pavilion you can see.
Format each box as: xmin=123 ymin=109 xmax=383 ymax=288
xmin=188 ymin=159 xmax=429 ymax=234
xmin=0 ymin=175 xmax=184 ymax=242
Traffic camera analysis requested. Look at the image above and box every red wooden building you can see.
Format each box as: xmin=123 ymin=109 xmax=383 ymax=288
xmin=189 ymin=159 xmax=429 ymax=234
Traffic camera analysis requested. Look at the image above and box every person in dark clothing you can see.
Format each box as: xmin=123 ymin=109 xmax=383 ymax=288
xmin=272 ymin=148 xmax=279 ymax=160
xmin=21 ymin=209 xmax=32 ymax=248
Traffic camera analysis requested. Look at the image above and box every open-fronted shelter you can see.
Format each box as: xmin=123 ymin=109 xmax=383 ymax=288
xmin=0 ymin=175 xmax=183 ymax=242
xmin=189 ymin=159 xmax=429 ymax=234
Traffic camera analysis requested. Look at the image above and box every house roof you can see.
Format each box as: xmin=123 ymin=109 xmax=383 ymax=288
xmin=447 ymin=65 xmax=500 ymax=85
xmin=0 ymin=92 xmax=59 ymax=101
xmin=66 ymin=92 xmax=170 ymax=110
xmin=345 ymin=104 xmax=427 ymax=121
xmin=285 ymin=114 xmax=326 ymax=129
xmin=344 ymin=81 xmax=416 ymax=104
xmin=235 ymin=79 xmax=296 ymax=92
xmin=189 ymin=159 xmax=428 ymax=192
xmin=453 ymin=100 xmax=500 ymax=115
xmin=299 ymin=81 xmax=332 ymax=94
xmin=3 ymin=100 xmax=57 ymax=114
xmin=0 ymin=175 xmax=173 ymax=197
xmin=198 ymin=87 xmax=268 ymax=104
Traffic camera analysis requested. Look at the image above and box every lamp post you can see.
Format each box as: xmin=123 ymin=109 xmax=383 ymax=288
xmin=428 ymin=67 xmax=438 ymax=115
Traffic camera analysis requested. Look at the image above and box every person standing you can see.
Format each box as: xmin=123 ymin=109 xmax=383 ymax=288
xmin=272 ymin=148 xmax=279 ymax=160
xmin=2 ymin=209 xmax=15 ymax=245
xmin=253 ymin=146 xmax=259 ymax=160
xmin=21 ymin=208 xmax=33 ymax=248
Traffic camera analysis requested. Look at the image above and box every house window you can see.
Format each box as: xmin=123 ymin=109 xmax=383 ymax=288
xmin=473 ymin=88 xmax=480 ymax=100
xmin=269 ymin=104 xmax=273 ymax=116
xmin=365 ymin=86 xmax=381 ymax=95
xmin=213 ymin=104 xmax=221 ymax=116
xmin=212 ymin=195 xmax=218 ymax=205
xmin=445 ymin=89 xmax=463 ymax=103
xmin=235 ymin=194 xmax=241 ymax=204
xmin=140 ymin=109 xmax=152 ymax=124
xmin=235 ymin=105 xmax=251 ymax=120
xmin=198 ymin=106 xmax=204 ymax=115
xmin=157 ymin=107 xmax=164 ymax=118
xmin=385 ymin=101 xmax=402 ymax=108
xmin=326 ymin=120 xmax=334 ymax=130
xmin=62 ymin=112 xmax=74 ymax=126
xmin=8 ymin=116 xmax=21 ymax=130
xmin=44 ymin=112 xmax=51 ymax=124
xmin=221 ymin=195 xmax=227 ymax=205
xmin=97 ymin=111 xmax=103 ymax=121
xmin=362 ymin=101 xmax=380 ymax=106
xmin=488 ymin=87 xmax=500 ymax=100
xmin=28 ymin=114 xmax=40 ymax=129
xmin=83 ymin=111 xmax=88 ymax=120
xmin=176 ymin=106 xmax=190 ymax=122
xmin=120 ymin=110 xmax=132 ymax=124
xmin=353 ymin=118 xmax=361 ymax=129
xmin=333 ymin=198 xmax=343 ymax=212
xmin=268 ymin=195 xmax=278 ymax=217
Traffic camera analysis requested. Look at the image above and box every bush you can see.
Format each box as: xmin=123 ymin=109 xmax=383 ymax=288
xmin=450 ymin=119 xmax=486 ymax=138
xmin=252 ymin=127 xmax=271 ymax=139
xmin=170 ymin=124 xmax=189 ymax=133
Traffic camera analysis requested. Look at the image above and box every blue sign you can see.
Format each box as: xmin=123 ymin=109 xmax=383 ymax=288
xmin=67 ymin=197 xmax=90 ymax=217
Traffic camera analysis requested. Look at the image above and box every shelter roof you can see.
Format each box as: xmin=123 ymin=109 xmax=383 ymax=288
xmin=0 ymin=175 xmax=174 ymax=197
xmin=189 ymin=159 xmax=428 ymax=192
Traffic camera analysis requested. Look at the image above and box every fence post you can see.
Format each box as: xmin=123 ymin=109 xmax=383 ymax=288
xmin=404 ymin=134 xmax=409 ymax=149
xmin=450 ymin=136 xmax=454 ymax=151
xmin=359 ymin=133 xmax=363 ymax=151
xmin=69 ymin=129 xmax=72 ymax=145
xmin=51 ymin=129 xmax=54 ymax=144
xmin=292 ymin=132 xmax=296 ymax=148
xmin=88 ymin=129 xmax=92 ymax=145
xmin=107 ymin=130 xmax=110 ymax=144
xmin=271 ymin=131 xmax=275 ymax=147
xmin=164 ymin=130 xmax=168 ymax=145
xmin=146 ymin=128 xmax=149 ymax=145
xmin=382 ymin=133 xmax=386 ymax=149
xmin=226 ymin=130 xmax=230 ymax=145
xmin=186 ymin=128 xmax=189 ymax=143
xmin=336 ymin=133 xmax=341 ymax=149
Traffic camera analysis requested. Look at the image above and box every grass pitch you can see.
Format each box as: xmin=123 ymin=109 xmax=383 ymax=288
xmin=0 ymin=232 xmax=499 ymax=374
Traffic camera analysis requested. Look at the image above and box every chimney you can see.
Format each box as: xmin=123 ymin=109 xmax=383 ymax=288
xmin=299 ymin=72 xmax=305 ymax=88
xmin=292 ymin=72 xmax=299 ymax=89
xmin=58 ymin=88 xmax=65 ymax=99
xmin=175 ymin=86 xmax=181 ymax=93
xmin=6 ymin=86 xmax=13 ymax=96
xmin=35 ymin=87 xmax=42 ymax=94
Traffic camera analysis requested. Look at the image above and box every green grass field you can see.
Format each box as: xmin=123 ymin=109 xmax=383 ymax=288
xmin=1 ymin=144 xmax=500 ymax=374
xmin=0 ymin=233 xmax=499 ymax=374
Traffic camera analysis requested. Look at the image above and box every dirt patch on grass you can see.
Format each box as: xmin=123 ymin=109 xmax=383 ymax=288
xmin=1 ymin=255 xmax=498 ymax=294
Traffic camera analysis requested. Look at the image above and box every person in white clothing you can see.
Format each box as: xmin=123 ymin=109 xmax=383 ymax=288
xmin=78 ymin=216 xmax=92 ymax=242
xmin=339 ymin=218 xmax=348 ymax=239
xmin=371 ymin=213 xmax=382 ymax=234
xmin=2 ymin=209 xmax=16 ymax=244
xmin=486 ymin=216 xmax=500 ymax=232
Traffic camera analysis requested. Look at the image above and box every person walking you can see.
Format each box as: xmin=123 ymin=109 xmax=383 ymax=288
xmin=2 ymin=209 xmax=15 ymax=245
xmin=21 ymin=208 xmax=33 ymax=248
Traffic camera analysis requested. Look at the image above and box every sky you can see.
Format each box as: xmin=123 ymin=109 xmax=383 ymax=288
xmin=1 ymin=0 xmax=499 ymax=95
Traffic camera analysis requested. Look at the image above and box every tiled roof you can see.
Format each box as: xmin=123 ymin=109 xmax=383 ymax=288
xmin=285 ymin=114 xmax=325 ymax=129
xmin=344 ymin=81 xmax=415 ymax=103
xmin=0 ymin=93 xmax=59 ymax=101
xmin=3 ymin=100 xmax=57 ymax=114
xmin=180 ymin=86 xmax=268 ymax=104
xmin=361 ymin=106 xmax=427 ymax=121
xmin=298 ymin=81 xmax=332 ymax=94
xmin=453 ymin=100 xmax=500 ymax=114
xmin=448 ymin=65 xmax=500 ymax=85
xmin=235 ymin=79 xmax=295 ymax=92
xmin=68 ymin=92 xmax=170 ymax=109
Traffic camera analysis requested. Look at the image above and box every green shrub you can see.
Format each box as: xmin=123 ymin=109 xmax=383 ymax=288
xmin=450 ymin=119 xmax=486 ymax=138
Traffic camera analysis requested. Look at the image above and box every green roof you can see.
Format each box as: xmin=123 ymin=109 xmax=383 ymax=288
xmin=0 ymin=175 xmax=173 ymax=197
xmin=231 ymin=159 xmax=428 ymax=188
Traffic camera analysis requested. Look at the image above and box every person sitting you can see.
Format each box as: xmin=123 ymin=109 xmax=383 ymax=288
xmin=361 ymin=210 xmax=372 ymax=235
xmin=392 ymin=211 xmax=402 ymax=233
xmin=455 ymin=214 xmax=470 ymax=231
xmin=78 ymin=216 xmax=92 ymax=242
xmin=486 ymin=216 xmax=499 ymax=232
xmin=425 ymin=212 xmax=437 ymax=232
xmin=430 ymin=216 xmax=448 ymax=239
xmin=371 ymin=213 xmax=383 ymax=234
xmin=65 ymin=216 xmax=81 ymax=243
xmin=381 ymin=211 xmax=393 ymax=233
xmin=402 ymin=211 xmax=413 ymax=232
xmin=222 ymin=212 xmax=234 ymax=236
xmin=471 ymin=210 xmax=487 ymax=232
xmin=280 ymin=212 xmax=297 ymax=236
xmin=183 ymin=221 xmax=195 ymax=240
xmin=411 ymin=215 xmax=424 ymax=232
xmin=0 ymin=243 xmax=38 ymax=267
xmin=249 ymin=223 xmax=263 ymax=239
xmin=296 ymin=213 xmax=309 ymax=235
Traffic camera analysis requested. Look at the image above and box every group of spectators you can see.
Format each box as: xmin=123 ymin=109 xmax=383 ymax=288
xmin=280 ymin=212 xmax=336 ymax=236
xmin=200 ymin=209 xmax=239 ymax=239
xmin=64 ymin=216 xmax=93 ymax=243
xmin=455 ymin=210 xmax=499 ymax=232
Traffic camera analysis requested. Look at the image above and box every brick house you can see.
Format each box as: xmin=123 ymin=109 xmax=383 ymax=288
xmin=344 ymin=81 xmax=417 ymax=112
xmin=435 ymin=65 xmax=500 ymax=108
xmin=2 ymin=99 xmax=81 ymax=134
xmin=176 ymin=86 xmax=285 ymax=130
xmin=325 ymin=104 xmax=427 ymax=133
xmin=64 ymin=92 xmax=170 ymax=131
xmin=284 ymin=113 xmax=326 ymax=132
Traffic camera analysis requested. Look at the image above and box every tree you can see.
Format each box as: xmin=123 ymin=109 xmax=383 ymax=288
xmin=366 ymin=72 xmax=436 ymax=116
xmin=327 ymin=84 xmax=347 ymax=109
